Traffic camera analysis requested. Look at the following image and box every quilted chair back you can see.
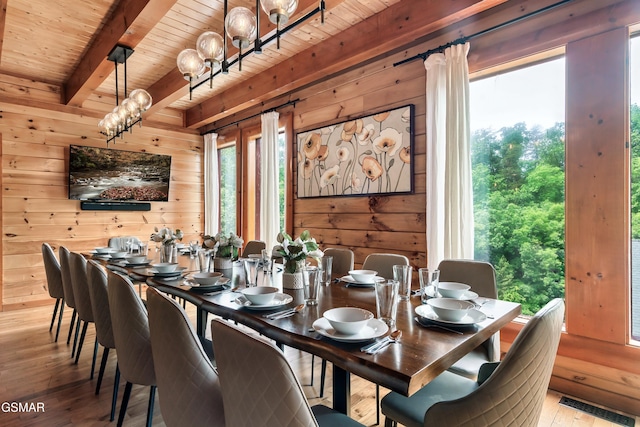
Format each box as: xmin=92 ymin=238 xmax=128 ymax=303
xmin=69 ymin=252 xmax=93 ymax=323
xmin=42 ymin=243 xmax=65 ymax=300
xmin=211 ymin=319 xmax=319 ymax=427
xmin=59 ymin=246 xmax=76 ymax=309
xmin=323 ymin=248 xmax=355 ymax=277
xmin=108 ymin=235 xmax=142 ymax=250
xmin=363 ymin=253 xmax=410 ymax=280
xmin=107 ymin=270 xmax=155 ymax=386
xmin=424 ymin=298 xmax=565 ymax=427
xmin=147 ymin=288 xmax=225 ymax=427
xmin=86 ymin=260 xmax=114 ymax=349
xmin=242 ymin=240 xmax=266 ymax=257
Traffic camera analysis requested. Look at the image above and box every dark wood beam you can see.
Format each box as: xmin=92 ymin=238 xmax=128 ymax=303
xmin=185 ymin=0 xmax=508 ymax=128
xmin=63 ymin=0 xmax=178 ymax=107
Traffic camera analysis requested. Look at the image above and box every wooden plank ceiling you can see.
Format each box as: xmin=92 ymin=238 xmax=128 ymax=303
xmin=0 ymin=0 xmax=508 ymax=131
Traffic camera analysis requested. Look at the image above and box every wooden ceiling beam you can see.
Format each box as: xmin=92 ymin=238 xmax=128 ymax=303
xmin=63 ymin=0 xmax=178 ymax=107
xmin=185 ymin=0 xmax=508 ymax=128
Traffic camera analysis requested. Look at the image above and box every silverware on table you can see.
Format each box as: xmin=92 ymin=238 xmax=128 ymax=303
xmin=263 ymin=304 xmax=304 ymax=320
xmin=414 ymin=317 xmax=464 ymax=334
xmin=361 ymin=330 xmax=402 ymax=354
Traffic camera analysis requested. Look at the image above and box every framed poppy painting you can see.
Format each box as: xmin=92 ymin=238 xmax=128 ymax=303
xmin=296 ymin=104 xmax=414 ymax=198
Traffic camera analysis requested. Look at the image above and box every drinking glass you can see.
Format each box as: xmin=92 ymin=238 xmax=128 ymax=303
xmin=419 ymin=268 xmax=440 ymax=304
xmin=319 ymin=256 xmax=333 ymax=286
xmin=198 ymin=249 xmax=211 ymax=272
xmin=375 ymin=278 xmax=399 ymax=328
xmin=393 ymin=264 xmax=413 ymax=301
xmin=243 ymin=258 xmax=260 ymax=287
xmin=302 ymin=266 xmax=320 ymax=306
xmin=261 ymin=249 xmax=272 ymax=275
xmin=189 ymin=240 xmax=200 ymax=259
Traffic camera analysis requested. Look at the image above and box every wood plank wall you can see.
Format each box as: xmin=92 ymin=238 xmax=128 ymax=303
xmin=0 ymin=76 xmax=204 ymax=310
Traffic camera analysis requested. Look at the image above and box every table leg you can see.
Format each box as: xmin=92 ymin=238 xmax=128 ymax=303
xmin=197 ymin=309 xmax=208 ymax=337
xmin=332 ymin=365 xmax=350 ymax=415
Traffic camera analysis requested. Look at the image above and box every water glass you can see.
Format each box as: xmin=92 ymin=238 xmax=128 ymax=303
xmin=261 ymin=249 xmax=272 ymax=274
xmin=197 ymin=249 xmax=211 ymax=272
xmin=319 ymin=256 xmax=333 ymax=286
xmin=302 ymin=266 xmax=320 ymax=306
xmin=189 ymin=240 xmax=200 ymax=259
xmin=243 ymin=258 xmax=260 ymax=287
xmin=375 ymin=279 xmax=399 ymax=328
xmin=393 ymin=264 xmax=413 ymax=301
xmin=418 ymin=268 xmax=440 ymax=304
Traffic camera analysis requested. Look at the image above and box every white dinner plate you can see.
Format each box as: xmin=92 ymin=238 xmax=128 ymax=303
xmin=423 ymin=285 xmax=479 ymax=301
xmin=340 ymin=275 xmax=383 ymax=287
xmin=189 ymin=277 xmax=230 ymax=292
xmin=123 ymin=260 xmax=151 ymax=267
xmin=312 ymin=317 xmax=389 ymax=342
xmin=415 ymin=304 xmax=487 ymax=326
xmin=237 ymin=293 xmax=293 ymax=310
xmin=149 ymin=267 xmax=186 ymax=277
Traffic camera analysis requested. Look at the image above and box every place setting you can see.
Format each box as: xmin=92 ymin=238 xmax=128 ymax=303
xmin=234 ymin=286 xmax=293 ymax=310
xmin=414 ymin=298 xmax=487 ymax=333
xmin=186 ymin=271 xmax=232 ymax=293
xmin=312 ymin=307 xmax=389 ymax=343
xmin=338 ymin=269 xmax=383 ymax=288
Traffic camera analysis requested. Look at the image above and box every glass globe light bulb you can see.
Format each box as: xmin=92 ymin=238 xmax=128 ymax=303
xmin=129 ymin=89 xmax=153 ymax=112
xmin=225 ymin=7 xmax=257 ymax=49
xmin=260 ymin=0 xmax=297 ymax=25
xmin=122 ymin=98 xmax=140 ymax=119
xmin=177 ymin=49 xmax=206 ymax=79
xmin=197 ymin=31 xmax=224 ymax=71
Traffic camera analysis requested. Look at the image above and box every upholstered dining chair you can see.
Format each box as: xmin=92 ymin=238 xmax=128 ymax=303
xmin=147 ymin=288 xmax=225 ymax=427
xmin=380 ymin=298 xmax=565 ymax=427
xmin=42 ymin=243 xmax=65 ymax=342
xmin=438 ymin=259 xmax=500 ymax=380
xmin=107 ymin=270 xmax=156 ymax=427
xmin=362 ymin=253 xmax=410 ymax=279
xmin=69 ymin=252 xmax=98 ymax=376
xmin=108 ymin=235 xmax=142 ymax=251
xmin=86 ymin=260 xmax=120 ymax=422
xmin=210 ymin=318 xmax=365 ymax=427
xmin=323 ymin=247 xmax=355 ymax=277
xmin=242 ymin=240 xmax=266 ymax=257
xmin=58 ymin=246 xmax=79 ymax=349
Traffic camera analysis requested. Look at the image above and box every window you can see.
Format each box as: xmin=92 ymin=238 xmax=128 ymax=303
xmin=629 ymin=34 xmax=640 ymax=341
xmin=219 ymin=144 xmax=237 ymax=234
xmin=470 ymin=57 xmax=566 ymax=316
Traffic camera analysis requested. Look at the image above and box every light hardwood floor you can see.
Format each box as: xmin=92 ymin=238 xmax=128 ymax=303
xmin=1 ymin=294 xmax=637 ymax=426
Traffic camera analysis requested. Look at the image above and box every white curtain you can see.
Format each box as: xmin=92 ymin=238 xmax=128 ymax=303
xmin=204 ymin=133 xmax=220 ymax=236
xmin=260 ymin=111 xmax=280 ymax=253
xmin=425 ymin=42 xmax=474 ymax=269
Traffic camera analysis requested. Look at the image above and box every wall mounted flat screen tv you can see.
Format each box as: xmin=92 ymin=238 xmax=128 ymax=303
xmin=69 ymin=145 xmax=172 ymax=202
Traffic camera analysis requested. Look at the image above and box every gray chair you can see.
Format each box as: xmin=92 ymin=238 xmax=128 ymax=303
xmin=59 ymin=246 xmax=79 ymax=349
xmin=438 ymin=259 xmax=500 ymax=379
xmin=86 ymin=260 xmax=120 ymax=421
xmin=362 ymin=253 xmax=410 ymax=279
xmin=323 ymin=247 xmax=355 ymax=277
xmin=69 ymin=251 xmax=98 ymax=375
xmin=210 ymin=318 xmax=364 ymax=427
xmin=108 ymin=236 xmax=142 ymax=251
xmin=107 ymin=270 xmax=156 ymax=427
xmin=381 ymin=298 xmax=565 ymax=427
xmin=42 ymin=243 xmax=65 ymax=342
xmin=147 ymin=288 xmax=225 ymax=427
xmin=242 ymin=240 xmax=266 ymax=257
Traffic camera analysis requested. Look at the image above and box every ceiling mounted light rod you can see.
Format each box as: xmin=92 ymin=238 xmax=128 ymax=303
xmin=99 ymin=45 xmax=152 ymax=146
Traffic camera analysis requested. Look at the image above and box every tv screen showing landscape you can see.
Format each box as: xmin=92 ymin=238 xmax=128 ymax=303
xmin=69 ymin=145 xmax=172 ymax=202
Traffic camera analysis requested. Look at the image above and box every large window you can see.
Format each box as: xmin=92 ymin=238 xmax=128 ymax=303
xmin=629 ymin=34 xmax=640 ymax=341
xmin=470 ymin=57 xmax=566 ymax=316
xmin=219 ymin=144 xmax=237 ymax=234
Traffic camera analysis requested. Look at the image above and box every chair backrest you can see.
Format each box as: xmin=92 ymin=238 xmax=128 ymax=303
xmin=424 ymin=298 xmax=565 ymax=427
xmin=242 ymin=240 xmax=266 ymax=257
xmin=86 ymin=260 xmax=115 ymax=349
xmin=210 ymin=319 xmax=319 ymax=427
xmin=362 ymin=253 xmax=410 ymax=280
xmin=58 ymin=246 xmax=76 ymax=309
xmin=42 ymin=243 xmax=65 ymax=299
xmin=107 ymin=270 xmax=155 ymax=386
xmin=69 ymin=252 xmax=93 ymax=323
xmin=437 ymin=259 xmax=497 ymax=299
xmin=323 ymin=248 xmax=355 ymax=277
xmin=147 ymin=288 xmax=225 ymax=427
xmin=108 ymin=236 xmax=142 ymax=251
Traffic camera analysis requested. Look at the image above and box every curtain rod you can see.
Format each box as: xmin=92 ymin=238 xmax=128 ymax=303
xmin=203 ymin=98 xmax=300 ymax=135
xmin=393 ymin=0 xmax=574 ymax=68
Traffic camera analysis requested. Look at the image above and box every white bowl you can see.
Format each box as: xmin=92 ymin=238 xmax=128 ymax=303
xmin=427 ymin=298 xmax=475 ymax=322
xmin=95 ymin=247 xmax=114 ymax=254
xmin=323 ymin=307 xmax=374 ymax=335
xmin=348 ymin=270 xmax=378 ymax=284
xmin=125 ymin=254 xmax=147 ymax=264
xmin=241 ymin=286 xmax=278 ymax=305
xmin=437 ymin=282 xmax=471 ymax=299
xmin=152 ymin=263 xmax=178 ymax=273
xmin=109 ymin=251 xmax=128 ymax=259
xmin=192 ymin=271 xmax=223 ymax=285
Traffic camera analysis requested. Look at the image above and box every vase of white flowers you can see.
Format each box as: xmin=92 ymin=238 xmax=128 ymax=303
xmin=203 ymin=231 xmax=244 ymax=271
xmin=273 ymin=230 xmax=323 ymax=289
xmin=150 ymin=226 xmax=184 ymax=263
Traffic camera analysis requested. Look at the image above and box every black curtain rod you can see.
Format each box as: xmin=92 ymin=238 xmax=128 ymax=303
xmin=393 ymin=0 xmax=574 ymax=68
xmin=204 ymin=98 xmax=300 ymax=134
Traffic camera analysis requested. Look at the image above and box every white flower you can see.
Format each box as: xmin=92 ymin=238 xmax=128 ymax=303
xmin=320 ymin=165 xmax=340 ymax=188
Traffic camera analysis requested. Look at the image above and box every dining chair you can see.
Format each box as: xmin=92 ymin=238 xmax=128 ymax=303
xmin=58 ymin=246 xmax=79 ymax=350
xmin=210 ymin=318 xmax=365 ymax=427
xmin=86 ymin=260 xmax=120 ymax=422
xmin=107 ymin=270 xmax=157 ymax=427
xmin=108 ymin=235 xmax=142 ymax=251
xmin=147 ymin=288 xmax=225 ymax=426
xmin=362 ymin=253 xmax=410 ymax=279
xmin=437 ymin=259 xmax=500 ymax=380
xmin=380 ymin=298 xmax=565 ymax=427
xmin=242 ymin=240 xmax=266 ymax=257
xmin=41 ymin=243 xmax=65 ymax=342
xmin=323 ymin=247 xmax=355 ymax=277
xmin=69 ymin=252 xmax=98 ymax=376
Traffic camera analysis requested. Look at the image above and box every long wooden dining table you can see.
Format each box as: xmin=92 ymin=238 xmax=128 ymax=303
xmin=104 ymin=256 xmax=521 ymax=416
